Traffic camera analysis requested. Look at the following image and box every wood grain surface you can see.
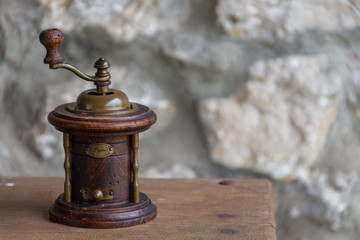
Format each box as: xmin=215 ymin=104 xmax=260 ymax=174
xmin=0 ymin=177 xmax=276 ymax=240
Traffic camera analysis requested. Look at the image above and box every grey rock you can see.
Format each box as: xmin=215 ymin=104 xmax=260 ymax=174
xmin=288 ymin=169 xmax=358 ymax=230
xmin=199 ymin=55 xmax=342 ymax=180
xmin=40 ymin=0 xmax=159 ymax=42
xmin=216 ymin=0 xmax=360 ymax=42
xmin=161 ymin=33 xmax=242 ymax=71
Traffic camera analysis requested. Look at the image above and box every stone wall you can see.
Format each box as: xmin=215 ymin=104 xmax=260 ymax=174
xmin=1 ymin=0 xmax=360 ymax=239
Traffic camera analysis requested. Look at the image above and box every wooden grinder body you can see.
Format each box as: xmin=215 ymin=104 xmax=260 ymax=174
xmin=48 ymin=104 xmax=157 ymax=228
xmin=71 ymin=134 xmax=132 ymax=203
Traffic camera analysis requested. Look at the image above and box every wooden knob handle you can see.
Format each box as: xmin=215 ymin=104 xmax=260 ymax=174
xmin=39 ymin=28 xmax=65 ymax=64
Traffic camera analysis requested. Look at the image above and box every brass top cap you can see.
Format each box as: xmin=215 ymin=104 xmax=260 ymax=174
xmin=66 ymin=88 xmax=138 ymax=115
xmin=77 ymin=89 xmax=130 ymax=111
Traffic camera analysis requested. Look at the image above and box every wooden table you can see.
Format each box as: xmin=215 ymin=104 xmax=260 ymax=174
xmin=0 ymin=177 xmax=276 ymax=239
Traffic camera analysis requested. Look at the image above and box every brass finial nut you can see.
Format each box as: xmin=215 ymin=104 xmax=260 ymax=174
xmin=94 ymin=57 xmax=110 ymax=80
xmin=94 ymin=57 xmax=110 ymax=69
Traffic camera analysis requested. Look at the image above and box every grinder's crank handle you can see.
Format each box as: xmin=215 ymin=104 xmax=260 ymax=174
xmin=39 ymin=28 xmax=110 ymax=83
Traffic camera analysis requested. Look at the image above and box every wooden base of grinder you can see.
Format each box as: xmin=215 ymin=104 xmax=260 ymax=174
xmin=49 ymin=192 xmax=157 ymax=228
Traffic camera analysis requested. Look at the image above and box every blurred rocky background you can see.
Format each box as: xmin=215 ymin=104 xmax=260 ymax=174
xmin=1 ymin=0 xmax=360 ymax=239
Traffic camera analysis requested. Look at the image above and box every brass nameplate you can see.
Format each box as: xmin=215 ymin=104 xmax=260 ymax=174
xmin=85 ymin=143 xmax=114 ymax=158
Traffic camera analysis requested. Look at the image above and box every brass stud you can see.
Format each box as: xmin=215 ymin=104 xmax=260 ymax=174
xmin=92 ymin=190 xmax=103 ymax=200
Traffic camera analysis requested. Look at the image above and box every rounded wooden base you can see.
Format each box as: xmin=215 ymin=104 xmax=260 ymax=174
xmin=49 ymin=192 xmax=157 ymax=228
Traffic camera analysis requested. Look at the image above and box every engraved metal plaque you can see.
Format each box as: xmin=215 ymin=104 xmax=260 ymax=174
xmin=85 ymin=143 xmax=114 ymax=158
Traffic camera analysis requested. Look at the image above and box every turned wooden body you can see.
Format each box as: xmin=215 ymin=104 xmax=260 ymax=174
xmin=47 ymin=103 xmax=157 ymax=228
xmin=70 ymin=134 xmax=131 ymax=203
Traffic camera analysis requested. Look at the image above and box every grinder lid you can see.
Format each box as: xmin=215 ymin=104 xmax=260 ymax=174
xmin=66 ymin=88 xmax=139 ymax=116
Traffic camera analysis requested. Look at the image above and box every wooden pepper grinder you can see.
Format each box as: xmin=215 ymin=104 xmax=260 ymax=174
xmin=39 ymin=29 xmax=157 ymax=228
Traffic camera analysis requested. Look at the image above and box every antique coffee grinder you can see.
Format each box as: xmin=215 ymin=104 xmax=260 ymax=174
xmin=39 ymin=29 xmax=157 ymax=228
